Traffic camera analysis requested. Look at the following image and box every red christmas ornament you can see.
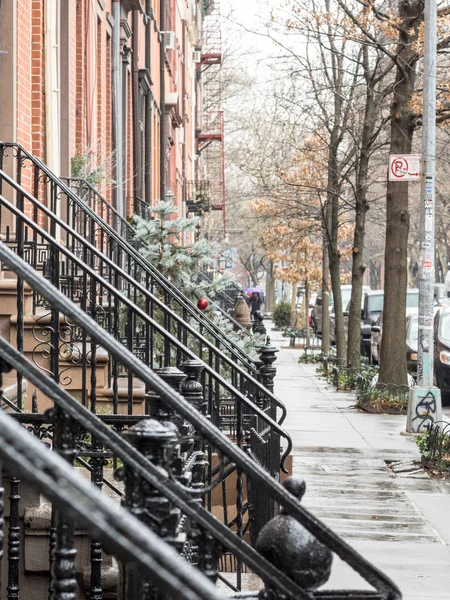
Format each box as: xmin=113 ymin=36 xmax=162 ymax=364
xmin=197 ymin=297 xmax=209 ymax=311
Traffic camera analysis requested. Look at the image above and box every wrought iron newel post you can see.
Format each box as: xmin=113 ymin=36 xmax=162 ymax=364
xmin=89 ymin=436 xmax=109 ymax=600
xmin=119 ymin=419 xmax=185 ymax=600
xmin=258 ymin=338 xmax=279 ymax=412
xmin=49 ymin=406 xmax=78 ymax=600
xmin=180 ymin=359 xmax=222 ymax=581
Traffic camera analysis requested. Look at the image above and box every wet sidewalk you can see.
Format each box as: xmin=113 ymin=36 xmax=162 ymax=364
xmin=271 ymin=329 xmax=450 ymax=600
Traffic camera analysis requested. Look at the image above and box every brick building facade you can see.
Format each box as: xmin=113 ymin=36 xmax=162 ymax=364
xmin=0 ymin=0 xmax=203 ymax=219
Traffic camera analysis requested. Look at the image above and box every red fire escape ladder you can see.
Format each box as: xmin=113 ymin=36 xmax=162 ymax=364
xmin=195 ymin=0 xmax=226 ymax=234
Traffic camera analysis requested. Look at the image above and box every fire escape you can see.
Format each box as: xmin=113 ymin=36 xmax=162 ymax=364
xmin=193 ymin=0 xmax=226 ymax=233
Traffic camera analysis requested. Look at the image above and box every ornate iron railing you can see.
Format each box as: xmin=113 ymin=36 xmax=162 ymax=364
xmin=133 ymin=195 xmax=152 ymax=219
xmin=62 ymin=176 xmax=132 ymax=240
xmin=0 ymin=174 xmax=289 ymax=451
xmin=0 ymin=179 xmax=292 ymax=541
xmin=0 ymin=401 xmax=224 ymax=600
xmin=0 ymin=144 xmax=289 ymax=419
xmin=0 ymin=241 xmax=402 ymax=599
xmin=59 ymin=168 xmax=255 ymax=368
xmin=0 ymin=144 xmax=252 ymax=369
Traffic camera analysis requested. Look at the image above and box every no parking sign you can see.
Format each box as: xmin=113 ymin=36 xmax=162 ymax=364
xmin=388 ymin=154 xmax=422 ymax=181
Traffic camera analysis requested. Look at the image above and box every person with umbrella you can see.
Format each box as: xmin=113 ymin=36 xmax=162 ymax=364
xmin=246 ymin=288 xmax=263 ymax=319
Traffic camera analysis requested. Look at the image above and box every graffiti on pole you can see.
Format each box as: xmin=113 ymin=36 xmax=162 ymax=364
xmin=412 ymin=390 xmax=438 ymax=429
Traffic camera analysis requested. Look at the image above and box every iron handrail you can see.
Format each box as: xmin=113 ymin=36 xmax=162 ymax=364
xmin=0 ymin=168 xmax=288 ymax=427
xmin=0 ymin=241 xmax=402 ymax=600
xmin=0 ymin=340 xmax=306 ymax=600
xmin=62 ymin=172 xmax=254 ymax=366
xmin=0 ymin=408 xmax=224 ymax=600
xmin=62 ymin=176 xmax=131 ymax=232
xmin=0 ymin=189 xmax=292 ymax=467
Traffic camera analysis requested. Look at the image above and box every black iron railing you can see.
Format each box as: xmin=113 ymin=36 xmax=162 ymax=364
xmin=356 ymin=373 xmax=410 ymax=414
xmin=0 ymin=403 xmax=224 ymax=600
xmin=0 ymin=241 xmax=401 ymax=599
xmin=199 ymin=270 xmax=242 ymax=316
xmin=133 ymin=195 xmax=152 ymax=219
xmin=0 ymin=186 xmax=291 ymax=545
xmin=2 ymin=147 xmax=251 ymax=373
xmin=62 ymin=177 xmax=131 ymax=240
xmin=0 ymin=144 xmax=284 ymax=412
xmin=0 ymin=175 xmax=289 ymax=451
xmin=60 ymin=169 xmax=254 ymax=366
xmin=0 ymin=152 xmax=289 ymax=427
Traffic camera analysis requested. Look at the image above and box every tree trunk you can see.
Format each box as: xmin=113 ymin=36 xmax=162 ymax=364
xmin=305 ymin=279 xmax=311 ymax=347
xmin=290 ymin=281 xmax=298 ymax=327
xmin=322 ymin=220 xmax=331 ymax=355
xmin=265 ymin=260 xmax=276 ymax=312
xmin=379 ymin=0 xmax=422 ymax=385
xmin=347 ymin=49 xmax=374 ymax=371
xmin=328 ymin=146 xmax=346 ymax=365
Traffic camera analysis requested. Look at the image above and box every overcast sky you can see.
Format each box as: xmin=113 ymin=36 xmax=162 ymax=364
xmin=221 ymin=0 xmax=280 ymax=84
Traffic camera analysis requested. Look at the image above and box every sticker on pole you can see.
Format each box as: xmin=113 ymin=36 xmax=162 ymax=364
xmin=389 ymin=154 xmax=422 ymax=181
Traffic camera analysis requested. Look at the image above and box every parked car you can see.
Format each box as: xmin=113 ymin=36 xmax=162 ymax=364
xmin=369 ymin=312 xmax=383 ymax=365
xmin=434 ymin=306 xmax=450 ymax=404
xmin=309 ymin=293 xmax=318 ymax=330
xmin=361 ymin=289 xmax=419 ymax=358
xmin=315 ymin=284 xmax=371 ymax=339
xmin=312 ymin=292 xmax=333 ymax=336
xmin=331 ymin=285 xmax=371 ymax=344
xmin=369 ymin=312 xmax=418 ymax=375
xmin=360 ymin=290 xmax=385 ymax=357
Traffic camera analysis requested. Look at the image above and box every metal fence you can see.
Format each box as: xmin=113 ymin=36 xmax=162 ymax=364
xmin=421 ymin=420 xmax=450 ymax=471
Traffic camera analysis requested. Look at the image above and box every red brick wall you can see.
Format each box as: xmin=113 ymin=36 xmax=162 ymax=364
xmin=69 ymin=1 xmax=78 ymax=161
xmin=105 ymin=34 xmax=113 ymax=205
xmin=16 ymin=1 xmax=32 ymax=152
xmin=127 ymin=69 xmax=134 ymax=218
xmin=31 ymin=0 xmax=44 ymax=161
xmin=12 ymin=0 xmax=197 ymax=219
xmin=16 ymin=1 xmax=33 ymax=215
xmin=76 ymin=0 xmax=87 ymax=152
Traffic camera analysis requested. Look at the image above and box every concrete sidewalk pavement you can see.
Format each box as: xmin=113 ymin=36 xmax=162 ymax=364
xmin=271 ymin=329 xmax=450 ymax=600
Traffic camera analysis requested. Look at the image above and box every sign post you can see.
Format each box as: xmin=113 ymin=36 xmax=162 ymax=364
xmin=407 ymin=0 xmax=442 ymax=432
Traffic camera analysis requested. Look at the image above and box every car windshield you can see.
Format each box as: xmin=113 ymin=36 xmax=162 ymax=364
xmin=439 ymin=314 xmax=450 ymax=342
xmin=368 ymin=294 xmax=384 ymax=312
xmin=408 ymin=319 xmax=418 ymax=341
xmin=406 ymin=292 xmax=419 ymax=308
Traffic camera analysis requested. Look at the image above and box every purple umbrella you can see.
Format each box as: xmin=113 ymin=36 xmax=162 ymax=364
xmin=245 ymin=287 xmax=264 ymax=294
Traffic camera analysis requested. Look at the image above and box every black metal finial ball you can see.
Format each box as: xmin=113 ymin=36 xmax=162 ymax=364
xmin=281 ymin=476 xmax=306 ymax=505
xmin=256 ymin=476 xmax=333 ymax=591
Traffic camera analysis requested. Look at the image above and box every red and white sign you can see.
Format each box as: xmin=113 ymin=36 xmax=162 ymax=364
xmin=389 ymin=154 xmax=422 ymax=181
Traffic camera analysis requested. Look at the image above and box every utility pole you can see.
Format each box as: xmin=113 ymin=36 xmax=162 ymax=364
xmin=407 ymin=0 xmax=442 ymax=432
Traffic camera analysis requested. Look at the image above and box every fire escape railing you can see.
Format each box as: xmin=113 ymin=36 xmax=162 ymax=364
xmin=0 ymin=240 xmax=402 ymax=600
